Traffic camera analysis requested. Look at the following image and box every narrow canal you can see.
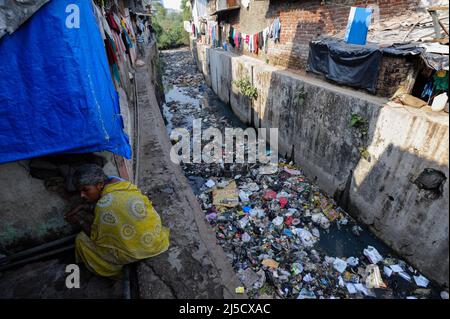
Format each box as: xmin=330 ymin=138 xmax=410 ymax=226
xmin=159 ymin=47 xmax=443 ymax=299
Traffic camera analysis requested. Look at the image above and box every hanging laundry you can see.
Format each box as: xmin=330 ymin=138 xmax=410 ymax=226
xmin=272 ymin=17 xmax=281 ymax=42
xmin=229 ymin=26 xmax=234 ymax=46
xmin=254 ymin=33 xmax=259 ymax=54
xmin=105 ymin=35 xmax=118 ymax=65
xmin=258 ymin=31 xmax=264 ymax=50
xmin=106 ymin=12 xmax=120 ymax=33
xmin=263 ymin=27 xmax=270 ymax=53
xmin=234 ymin=31 xmax=240 ymax=48
xmin=121 ymin=31 xmax=130 ymax=54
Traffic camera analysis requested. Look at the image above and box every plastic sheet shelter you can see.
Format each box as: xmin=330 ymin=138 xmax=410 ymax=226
xmin=0 ymin=0 xmax=132 ymax=164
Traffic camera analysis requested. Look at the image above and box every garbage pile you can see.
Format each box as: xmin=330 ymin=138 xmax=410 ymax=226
xmin=196 ymin=164 xmax=442 ymax=299
xmin=160 ymin=48 xmax=447 ymax=299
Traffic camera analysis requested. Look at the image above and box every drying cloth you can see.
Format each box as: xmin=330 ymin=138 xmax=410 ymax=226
xmin=272 ymin=17 xmax=281 ymax=42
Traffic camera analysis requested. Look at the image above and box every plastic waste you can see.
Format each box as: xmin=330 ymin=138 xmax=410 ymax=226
xmin=262 ymin=259 xmax=279 ymax=269
xmin=413 ymin=275 xmax=429 ymax=288
xmin=365 ymin=264 xmax=386 ymax=288
xmin=235 ymin=286 xmax=245 ymax=294
xmin=363 ymin=246 xmax=383 ymax=264
xmin=346 ymin=257 xmax=359 ymax=267
xmin=389 ymin=264 xmax=404 ymax=273
xmin=296 ymin=228 xmax=317 ymax=247
xmin=205 ymin=179 xmax=216 ymax=188
xmin=272 ymin=216 xmax=284 ymax=228
xmin=291 ymin=263 xmax=303 ymax=275
xmin=398 ymin=272 xmax=412 ymax=282
xmin=297 ymin=288 xmax=316 ymax=299
xmin=383 ymin=266 xmax=393 ymax=277
xmin=333 ymin=258 xmax=348 ymax=273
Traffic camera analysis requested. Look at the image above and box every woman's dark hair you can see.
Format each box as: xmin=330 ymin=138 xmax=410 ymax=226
xmin=73 ymin=164 xmax=108 ymax=188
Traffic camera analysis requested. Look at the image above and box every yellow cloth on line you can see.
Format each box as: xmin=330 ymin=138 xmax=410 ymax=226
xmin=75 ymin=181 xmax=170 ymax=277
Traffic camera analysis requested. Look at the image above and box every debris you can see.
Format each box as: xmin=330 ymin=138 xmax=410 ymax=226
xmin=413 ymin=275 xmax=429 ymax=288
xmin=239 ymin=190 xmax=251 ymax=202
xmin=389 ymin=264 xmax=404 ymax=273
xmin=262 ymin=259 xmax=279 ymax=269
xmin=363 ymin=246 xmax=383 ymax=264
xmin=161 ymin=47 xmax=445 ymax=300
xmin=291 ymin=263 xmax=303 ymax=275
xmin=238 ymin=268 xmax=260 ymax=289
xmin=296 ymin=228 xmax=317 ymax=247
xmin=323 ymin=208 xmax=339 ymax=222
xmin=346 ymin=283 xmax=357 ymax=294
xmin=205 ymin=179 xmax=216 ymax=188
xmin=365 ymin=264 xmax=387 ymax=289
xmin=283 ymin=166 xmax=301 ymax=175
xmin=311 ymin=213 xmax=331 ymax=229
xmin=352 ymin=225 xmax=363 ymax=236
xmin=297 ymin=288 xmax=316 ymax=299
xmin=431 ymin=92 xmax=448 ymax=112
xmin=333 ymin=258 xmax=348 ymax=273
xmin=212 ymin=180 xmax=239 ymax=208
xmin=384 ymin=266 xmax=393 ymax=277
xmin=354 ymin=283 xmax=375 ymax=297
xmin=242 ymin=232 xmax=251 ymax=243
xmin=302 ymin=273 xmax=314 ymax=282
xmin=398 ymin=271 xmax=412 ymax=282
xmin=263 ymin=189 xmax=277 ymax=200
xmin=235 ymin=286 xmax=245 ymax=294
xmin=346 ymin=257 xmax=359 ymax=267
xmin=272 ymin=216 xmax=284 ymax=228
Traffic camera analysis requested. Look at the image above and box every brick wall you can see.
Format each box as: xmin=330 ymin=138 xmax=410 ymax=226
xmin=264 ymin=0 xmax=419 ymax=69
xmin=376 ymin=55 xmax=418 ymax=97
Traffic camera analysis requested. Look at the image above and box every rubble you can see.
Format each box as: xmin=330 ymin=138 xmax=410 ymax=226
xmin=160 ymin=47 xmax=444 ymax=299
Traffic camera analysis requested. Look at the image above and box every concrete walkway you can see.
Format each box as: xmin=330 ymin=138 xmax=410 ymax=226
xmin=133 ymin=50 xmax=244 ymax=299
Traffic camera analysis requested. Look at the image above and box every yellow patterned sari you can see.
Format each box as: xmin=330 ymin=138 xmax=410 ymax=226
xmin=75 ymin=181 xmax=170 ymax=277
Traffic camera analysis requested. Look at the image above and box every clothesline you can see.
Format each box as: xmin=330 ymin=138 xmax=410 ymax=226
xmin=204 ymin=17 xmax=281 ymax=54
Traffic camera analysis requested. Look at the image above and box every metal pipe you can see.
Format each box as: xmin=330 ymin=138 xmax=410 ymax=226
xmin=0 ymin=234 xmax=76 ymax=266
xmin=0 ymin=244 xmax=74 ymax=272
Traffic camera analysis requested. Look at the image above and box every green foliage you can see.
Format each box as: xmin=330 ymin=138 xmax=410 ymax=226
xmin=349 ymin=113 xmax=365 ymax=128
xmin=350 ymin=113 xmax=370 ymax=160
xmin=181 ymin=0 xmax=192 ymax=21
xmin=349 ymin=113 xmax=368 ymax=136
xmin=233 ymin=78 xmax=258 ymax=100
xmin=294 ymin=88 xmax=307 ymax=105
xmin=152 ymin=0 xmax=190 ymax=50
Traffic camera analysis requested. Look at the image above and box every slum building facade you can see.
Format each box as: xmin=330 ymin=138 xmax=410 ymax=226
xmin=191 ymin=0 xmax=449 ymax=100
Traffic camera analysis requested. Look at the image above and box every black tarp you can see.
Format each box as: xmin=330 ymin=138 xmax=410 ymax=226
xmin=307 ymin=38 xmax=449 ymax=92
xmin=381 ymin=43 xmax=424 ymax=56
xmin=306 ymin=38 xmax=382 ymax=92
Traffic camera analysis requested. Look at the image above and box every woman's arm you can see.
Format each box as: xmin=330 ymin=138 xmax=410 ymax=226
xmin=65 ymin=205 xmax=92 ymax=236
xmin=79 ymin=220 xmax=92 ymax=237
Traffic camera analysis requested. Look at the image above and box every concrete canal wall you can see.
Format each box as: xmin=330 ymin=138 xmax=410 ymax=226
xmin=191 ymin=40 xmax=449 ymax=287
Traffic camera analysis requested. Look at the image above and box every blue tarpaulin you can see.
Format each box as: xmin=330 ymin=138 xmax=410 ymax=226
xmin=0 ymin=0 xmax=131 ymax=164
